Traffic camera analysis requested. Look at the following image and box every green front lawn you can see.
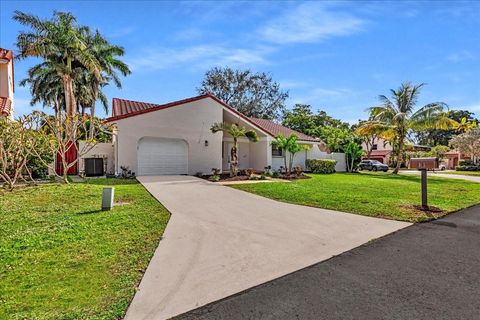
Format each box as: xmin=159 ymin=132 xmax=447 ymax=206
xmin=231 ymin=173 xmax=480 ymax=222
xmin=0 ymin=179 xmax=170 ymax=320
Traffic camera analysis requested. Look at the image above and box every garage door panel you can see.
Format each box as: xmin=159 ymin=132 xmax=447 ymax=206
xmin=138 ymin=138 xmax=188 ymax=175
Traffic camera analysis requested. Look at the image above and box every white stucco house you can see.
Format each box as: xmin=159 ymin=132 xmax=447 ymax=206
xmin=104 ymin=93 xmax=345 ymax=176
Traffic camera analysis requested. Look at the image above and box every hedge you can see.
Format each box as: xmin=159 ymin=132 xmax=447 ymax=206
xmin=307 ymin=159 xmax=337 ymax=174
xmin=456 ymin=165 xmax=480 ymax=171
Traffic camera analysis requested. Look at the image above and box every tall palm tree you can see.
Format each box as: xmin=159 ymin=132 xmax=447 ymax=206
xmin=358 ymin=82 xmax=455 ymax=174
xmin=81 ymin=29 xmax=130 ymax=136
xmin=19 ymin=61 xmax=65 ymax=119
xmin=211 ymin=123 xmax=258 ymax=177
xmin=14 ymin=11 xmax=102 ymax=117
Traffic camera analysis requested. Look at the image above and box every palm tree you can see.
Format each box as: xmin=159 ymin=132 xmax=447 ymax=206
xmin=273 ymin=134 xmax=310 ymax=174
xmin=81 ymin=29 xmax=130 ymax=136
xmin=210 ymin=123 xmax=258 ymax=177
xmin=358 ymin=82 xmax=455 ymax=174
xmin=19 ymin=61 xmax=65 ymax=119
xmin=14 ymin=11 xmax=102 ymax=117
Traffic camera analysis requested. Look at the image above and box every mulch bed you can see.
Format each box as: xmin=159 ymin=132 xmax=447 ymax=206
xmin=201 ymin=173 xmax=311 ymax=182
xmin=279 ymin=175 xmax=311 ymax=180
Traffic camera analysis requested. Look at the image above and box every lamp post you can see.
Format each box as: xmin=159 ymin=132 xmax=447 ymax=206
xmin=419 ymin=168 xmax=428 ymax=209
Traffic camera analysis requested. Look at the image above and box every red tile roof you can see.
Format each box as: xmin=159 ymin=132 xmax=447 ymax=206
xmin=0 ymin=48 xmax=13 ymax=62
xmin=369 ymin=150 xmax=392 ymax=156
xmin=248 ymin=118 xmax=319 ymax=142
xmin=0 ymin=97 xmax=12 ymax=117
xmin=106 ymin=94 xmax=319 ymax=142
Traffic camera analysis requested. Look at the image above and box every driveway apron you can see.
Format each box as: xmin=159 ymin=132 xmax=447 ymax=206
xmin=125 ymin=175 xmax=410 ymax=320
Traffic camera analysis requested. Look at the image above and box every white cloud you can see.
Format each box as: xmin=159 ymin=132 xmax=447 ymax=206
xmin=126 ymin=45 xmax=273 ymax=72
xmin=260 ymin=2 xmax=366 ymax=44
xmin=447 ymin=50 xmax=475 ymax=63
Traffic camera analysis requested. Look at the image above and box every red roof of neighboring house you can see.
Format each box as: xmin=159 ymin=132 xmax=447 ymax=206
xmin=0 ymin=48 xmax=13 ymax=62
xmin=248 ymin=118 xmax=319 ymax=142
xmin=106 ymin=94 xmax=319 ymax=142
xmin=369 ymin=150 xmax=392 ymax=157
xmin=0 ymin=97 xmax=12 ymax=117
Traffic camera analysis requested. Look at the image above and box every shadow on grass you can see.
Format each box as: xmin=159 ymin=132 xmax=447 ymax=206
xmin=357 ymin=172 xmax=467 ymax=185
xmin=82 ymin=178 xmax=139 ymax=186
xmin=76 ymin=209 xmax=103 ymax=215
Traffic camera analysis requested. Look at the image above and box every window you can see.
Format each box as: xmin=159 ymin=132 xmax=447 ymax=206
xmin=372 ymin=144 xmax=378 ymax=150
xmin=272 ymin=145 xmax=283 ymax=157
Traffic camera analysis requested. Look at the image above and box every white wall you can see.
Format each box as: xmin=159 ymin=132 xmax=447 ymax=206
xmin=113 ymin=98 xmax=223 ymax=175
xmin=78 ymin=142 xmax=115 ymax=175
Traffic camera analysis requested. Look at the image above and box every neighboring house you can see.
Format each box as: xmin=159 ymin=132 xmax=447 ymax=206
xmin=105 ymin=93 xmax=345 ymax=176
xmin=362 ymin=137 xmax=392 ymax=164
xmin=362 ymin=137 xmax=431 ymax=165
xmin=0 ymin=48 xmax=14 ymax=119
xmin=445 ymin=150 xmax=472 ymax=169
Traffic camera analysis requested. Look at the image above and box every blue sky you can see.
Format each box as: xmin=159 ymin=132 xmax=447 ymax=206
xmin=1 ymin=0 xmax=479 ymax=123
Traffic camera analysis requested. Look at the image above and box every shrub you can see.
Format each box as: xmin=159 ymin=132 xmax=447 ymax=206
xmin=459 ymin=160 xmax=475 ymax=166
xmin=456 ymin=165 xmax=480 ymax=171
xmin=208 ymin=175 xmax=220 ymax=182
xmin=307 ymin=159 xmax=337 ymax=174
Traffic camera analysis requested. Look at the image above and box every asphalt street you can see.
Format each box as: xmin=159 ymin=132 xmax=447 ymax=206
xmin=178 ymin=206 xmax=480 ymax=320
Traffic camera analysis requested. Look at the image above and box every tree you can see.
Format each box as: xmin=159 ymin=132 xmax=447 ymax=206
xmin=313 ymin=126 xmax=355 ymax=153
xmin=16 ymin=11 xmax=130 ymax=121
xmin=0 ymin=117 xmax=51 ymax=189
xmin=198 ymin=67 xmax=288 ymax=121
xmin=414 ymin=110 xmax=477 ymax=146
xmin=282 ymin=104 xmax=316 ymax=134
xmin=26 ymin=112 xmax=109 ymax=183
xmin=344 ymin=141 xmax=364 ymax=172
xmin=272 ymin=134 xmax=310 ymax=174
xmin=358 ymin=82 xmax=455 ymax=174
xmin=450 ymin=128 xmax=480 ymax=161
xmin=210 ymin=122 xmax=258 ymax=177
xmin=282 ymin=104 xmax=350 ymax=136
xmin=355 ymin=119 xmax=380 ymax=159
xmin=14 ymin=11 xmax=102 ymax=117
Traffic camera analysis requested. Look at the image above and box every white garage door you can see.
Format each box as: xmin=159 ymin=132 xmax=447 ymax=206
xmin=138 ymin=137 xmax=188 ymax=175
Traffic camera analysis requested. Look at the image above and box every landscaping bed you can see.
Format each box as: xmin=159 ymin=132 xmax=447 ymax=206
xmin=0 ymin=178 xmax=170 ymax=319
xmin=230 ymin=172 xmax=480 ymax=222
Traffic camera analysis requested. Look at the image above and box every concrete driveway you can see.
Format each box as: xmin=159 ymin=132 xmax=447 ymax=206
xmin=125 ymin=176 xmax=410 ymax=320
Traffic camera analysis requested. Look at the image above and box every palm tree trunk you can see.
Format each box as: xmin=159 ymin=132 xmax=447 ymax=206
xmin=230 ymin=137 xmax=238 ymax=177
xmin=393 ymin=137 xmax=404 ymax=174
xmin=89 ymin=103 xmax=95 ymax=139
xmin=63 ymin=75 xmax=76 ymax=117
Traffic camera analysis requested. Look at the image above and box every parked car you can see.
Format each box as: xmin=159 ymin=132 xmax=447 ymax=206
xmin=359 ymin=160 xmax=389 ymax=172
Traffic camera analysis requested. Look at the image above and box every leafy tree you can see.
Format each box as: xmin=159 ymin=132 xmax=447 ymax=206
xmin=282 ymin=104 xmax=350 ymax=136
xmin=210 ymin=122 xmax=258 ymax=177
xmin=358 ymin=82 xmax=455 ymax=174
xmin=344 ymin=141 xmax=364 ymax=172
xmin=450 ymin=128 xmax=480 ymax=161
xmin=282 ymin=104 xmax=316 ymax=134
xmin=272 ymin=134 xmax=310 ymax=174
xmin=198 ymin=67 xmax=288 ymax=121
xmin=414 ymin=110 xmax=477 ymax=146
xmin=312 ymin=126 xmax=356 ymax=153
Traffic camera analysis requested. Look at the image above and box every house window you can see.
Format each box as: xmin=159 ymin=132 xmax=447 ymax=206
xmin=372 ymin=144 xmax=378 ymax=150
xmin=272 ymin=145 xmax=284 ymax=157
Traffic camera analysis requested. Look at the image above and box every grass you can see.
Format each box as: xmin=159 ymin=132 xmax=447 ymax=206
xmin=0 ymin=178 xmax=170 ymax=320
xmin=230 ymin=172 xmax=480 ymax=222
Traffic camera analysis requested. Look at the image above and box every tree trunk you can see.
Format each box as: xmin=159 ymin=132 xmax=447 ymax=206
xmin=63 ymin=75 xmax=76 ymax=117
xmin=283 ymin=151 xmax=288 ymax=174
xmin=393 ymin=137 xmax=404 ymax=174
xmin=230 ymin=137 xmax=238 ymax=177
xmin=89 ymin=103 xmax=95 ymax=139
